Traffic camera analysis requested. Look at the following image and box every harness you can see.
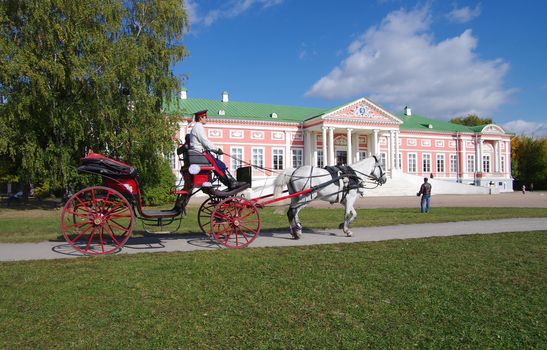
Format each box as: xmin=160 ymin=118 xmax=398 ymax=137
xmin=323 ymin=165 xmax=362 ymax=203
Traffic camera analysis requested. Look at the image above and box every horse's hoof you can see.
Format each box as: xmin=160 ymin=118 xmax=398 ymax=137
xmin=345 ymin=231 xmax=353 ymax=237
xmin=290 ymin=230 xmax=302 ymax=240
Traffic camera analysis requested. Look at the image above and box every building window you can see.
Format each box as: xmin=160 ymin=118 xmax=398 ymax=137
xmin=435 ymin=140 xmax=445 ymax=147
xmin=450 ymin=154 xmax=458 ymax=173
xmin=467 ymin=154 xmax=475 ymax=173
xmin=292 ymin=149 xmax=303 ymax=168
xmin=272 ymin=149 xmax=284 ymax=170
xmin=167 ymin=152 xmax=176 ymax=169
xmin=483 ymin=155 xmax=490 ymax=173
xmin=500 ymin=156 xmax=505 ymax=173
xmin=317 ymin=150 xmax=324 ymax=168
xmin=398 ymin=152 xmax=402 ymax=169
xmin=252 ymin=148 xmax=264 ymax=169
xmin=408 ymin=153 xmax=417 ymax=173
xmin=231 ymin=147 xmax=243 ymax=171
xmin=358 ymin=151 xmax=367 ymax=161
xmin=379 ymin=153 xmax=386 ymax=168
xmin=422 ymin=154 xmax=431 ymax=173
xmin=436 ymin=154 xmax=445 ymax=173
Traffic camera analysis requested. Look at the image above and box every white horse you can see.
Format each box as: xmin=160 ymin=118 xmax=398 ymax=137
xmin=273 ymin=155 xmax=387 ymax=239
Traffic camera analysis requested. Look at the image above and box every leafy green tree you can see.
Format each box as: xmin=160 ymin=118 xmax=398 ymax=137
xmin=450 ymin=114 xmax=493 ymax=126
xmin=512 ymin=136 xmax=547 ymax=190
xmin=0 ymin=0 xmax=188 ymax=199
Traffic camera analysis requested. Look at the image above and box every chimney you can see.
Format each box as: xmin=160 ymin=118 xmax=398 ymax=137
xmin=179 ymin=88 xmax=187 ymax=100
xmin=222 ymin=91 xmax=229 ymax=103
xmin=404 ymin=106 xmax=411 ymax=116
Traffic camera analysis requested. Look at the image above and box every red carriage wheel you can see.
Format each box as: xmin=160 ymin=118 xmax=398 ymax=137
xmin=61 ymin=186 xmax=134 ymax=255
xmin=197 ymin=196 xmax=222 ymax=235
xmin=210 ymin=197 xmax=261 ymax=248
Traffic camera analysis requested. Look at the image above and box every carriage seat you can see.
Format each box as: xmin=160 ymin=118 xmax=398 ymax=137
xmin=78 ymin=153 xmax=138 ymax=179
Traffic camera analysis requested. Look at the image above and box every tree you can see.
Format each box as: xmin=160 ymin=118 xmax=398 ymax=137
xmin=0 ymin=0 xmax=188 ymax=198
xmin=450 ymin=114 xmax=493 ymax=126
xmin=511 ymin=135 xmax=547 ymax=190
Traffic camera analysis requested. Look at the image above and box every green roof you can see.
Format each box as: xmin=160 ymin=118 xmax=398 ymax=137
xmin=164 ymin=97 xmax=501 ymax=134
xmin=164 ymin=98 xmax=327 ymax=123
xmin=398 ymin=114 xmax=475 ymax=133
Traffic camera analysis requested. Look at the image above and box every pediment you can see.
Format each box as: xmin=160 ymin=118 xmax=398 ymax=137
xmin=321 ymin=98 xmax=402 ymax=124
xmin=481 ymin=124 xmax=506 ymax=134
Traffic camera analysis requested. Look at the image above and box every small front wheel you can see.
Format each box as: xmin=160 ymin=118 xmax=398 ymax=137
xmin=210 ymin=197 xmax=260 ymax=248
xmin=197 ymin=196 xmax=222 ymax=235
xmin=61 ymin=186 xmax=134 ymax=255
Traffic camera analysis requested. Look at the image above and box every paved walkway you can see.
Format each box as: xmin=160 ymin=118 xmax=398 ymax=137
xmin=1 ymin=218 xmax=546 ymax=262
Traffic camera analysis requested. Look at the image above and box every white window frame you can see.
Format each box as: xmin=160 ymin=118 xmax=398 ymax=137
xmin=467 ymin=154 xmax=475 ymax=173
xmin=292 ymin=148 xmax=303 ymax=168
xmin=272 ymin=148 xmax=284 ymax=170
xmin=398 ymin=152 xmax=402 ymax=169
xmin=483 ymin=155 xmax=490 ymax=173
xmin=422 ymin=153 xmax=431 ymax=173
xmin=500 ymin=155 xmax=505 ymax=173
xmin=408 ymin=153 xmax=417 ymax=173
xmin=230 ymin=147 xmax=243 ymax=171
xmin=379 ymin=153 xmax=387 ymax=169
xmin=436 ymin=154 xmax=445 ymax=173
xmin=317 ymin=150 xmax=324 ymax=168
xmin=450 ymin=154 xmax=458 ymax=173
xmin=252 ymin=148 xmax=264 ymax=169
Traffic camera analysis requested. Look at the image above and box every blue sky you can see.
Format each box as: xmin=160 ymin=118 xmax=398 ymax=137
xmin=175 ymin=0 xmax=547 ymax=137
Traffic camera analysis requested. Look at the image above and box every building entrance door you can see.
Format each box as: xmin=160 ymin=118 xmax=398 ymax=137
xmin=336 ymin=150 xmax=347 ymax=165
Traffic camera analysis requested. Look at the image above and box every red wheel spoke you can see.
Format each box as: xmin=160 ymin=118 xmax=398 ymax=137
xmin=239 ymin=224 xmax=259 ymax=233
xmin=85 ymin=227 xmax=98 ymax=253
xmin=64 ymin=221 xmax=91 ymax=229
xmin=104 ymin=223 xmax=122 ymax=246
xmin=236 ymin=228 xmax=251 ymax=244
xmin=68 ymin=222 xmax=94 ymax=244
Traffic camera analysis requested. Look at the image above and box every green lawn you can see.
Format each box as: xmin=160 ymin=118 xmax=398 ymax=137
xmin=1 ymin=232 xmax=545 ymax=348
xmin=0 ymin=205 xmax=546 ymax=243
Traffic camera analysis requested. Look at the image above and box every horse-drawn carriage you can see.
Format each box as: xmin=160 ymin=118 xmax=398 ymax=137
xmin=61 ymin=149 xmax=386 ymax=255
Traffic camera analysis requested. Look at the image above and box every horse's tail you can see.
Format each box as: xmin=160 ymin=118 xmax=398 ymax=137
xmin=273 ymin=168 xmax=295 ymax=198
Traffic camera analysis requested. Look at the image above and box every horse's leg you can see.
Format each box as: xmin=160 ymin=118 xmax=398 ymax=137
xmin=340 ymin=191 xmax=358 ymax=237
xmin=287 ymin=196 xmax=308 ymax=239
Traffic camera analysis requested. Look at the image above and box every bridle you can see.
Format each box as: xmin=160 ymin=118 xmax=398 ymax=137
xmin=351 ymin=155 xmax=386 ymax=189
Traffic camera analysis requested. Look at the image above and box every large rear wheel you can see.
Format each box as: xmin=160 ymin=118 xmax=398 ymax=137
xmin=61 ymin=186 xmax=134 ymax=255
xmin=210 ymin=197 xmax=260 ymax=248
xmin=197 ymin=196 xmax=222 ymax=235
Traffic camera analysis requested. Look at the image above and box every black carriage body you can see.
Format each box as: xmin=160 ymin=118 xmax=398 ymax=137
xmin=78 ymin=153 xmax=139 ymax=197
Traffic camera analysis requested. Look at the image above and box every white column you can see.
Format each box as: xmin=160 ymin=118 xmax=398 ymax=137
xmin=461 ymin=137 xmax=466 ymax=176
xmin=372 ymin=129 xmax=379 ymax=156
xmin=506 ymin=140 xmax=511 ymax=179
xmin=328 ymin=127 xmax=335 ymax=166
xmin=312 ymin=132 xmax=318 ymax=167
xmin=285 ymin=130 xmax=291 ymax=169
xmin=352 ymin=132 xmax=359 ymax=163
xmin=322 ymin=127 xmax=327 ymax=167
xmin=494 ymin=140 xmax=499 ymax=173
xmin=303 ymin=130 xmax=310 ymax=166
xmin=475 ymin=136 xmax=480 ymax=173
xmin=389 ymin=130 xmax=396 ymax=171
xmin=395 ymin=131 xmax=400 ymax=169
xmin=346 ymin=129 xmax=352 ymax=166
xmin=479 ymin=138 xmax=484 ymax=172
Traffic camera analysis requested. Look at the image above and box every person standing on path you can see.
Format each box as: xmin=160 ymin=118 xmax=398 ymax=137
xmin=417 ymin=178 xmax=432 ymax=213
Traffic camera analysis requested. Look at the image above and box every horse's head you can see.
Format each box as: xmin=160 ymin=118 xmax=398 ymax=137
xmin=372 ymin=155 xmax=387 ymax=185
xmin=350 ymin=155 xmax=387 ymax=187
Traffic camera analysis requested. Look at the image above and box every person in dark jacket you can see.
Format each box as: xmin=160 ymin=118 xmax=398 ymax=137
xmin=417 ymin=177 xmax=432 ymax=213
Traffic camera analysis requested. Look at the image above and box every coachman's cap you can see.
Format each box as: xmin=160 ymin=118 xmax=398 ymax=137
xmin=195 ymin=110 xmax=208 ymax=118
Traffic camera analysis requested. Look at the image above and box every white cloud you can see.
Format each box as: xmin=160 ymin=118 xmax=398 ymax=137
xmin=306 ymin=7 xmax=513 ymax=120
xmin=186 ymin=0 xmax=283 ymax=27
xmin=502 ymin=120 xmax=547 ymax=138
xmin=447 ymin=4 xmax=482 ymax=23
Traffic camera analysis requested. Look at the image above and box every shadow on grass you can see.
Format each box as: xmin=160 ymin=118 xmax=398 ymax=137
xmin=1 ymin=198 xmax=63 ymax=210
